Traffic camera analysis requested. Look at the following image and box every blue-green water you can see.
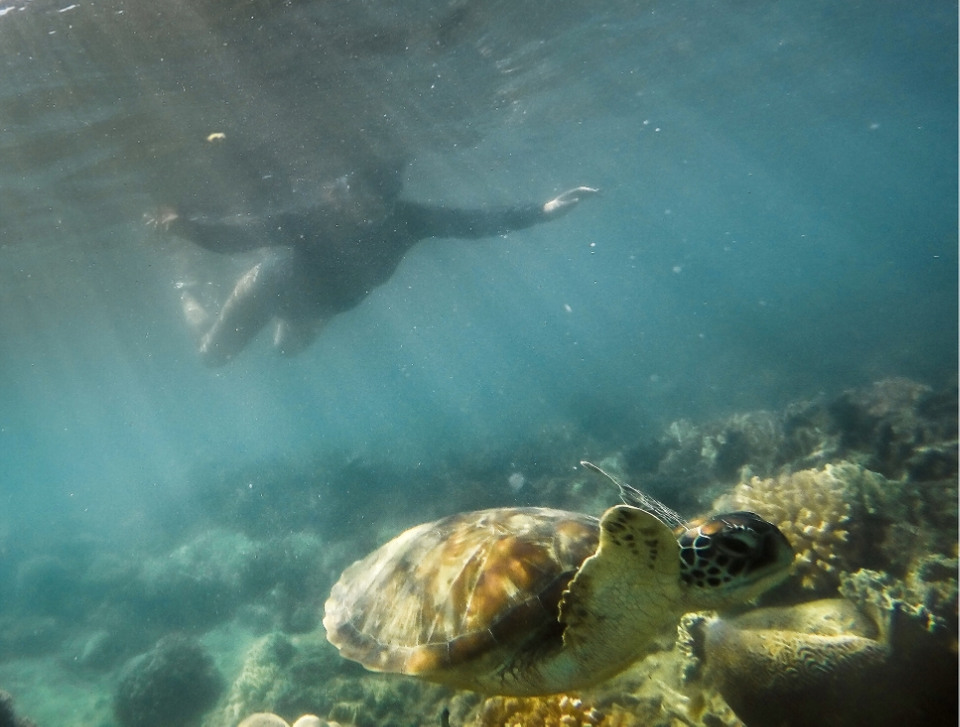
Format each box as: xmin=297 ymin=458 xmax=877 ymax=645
xmin=0 ymin=1 xmax=956 ymax=725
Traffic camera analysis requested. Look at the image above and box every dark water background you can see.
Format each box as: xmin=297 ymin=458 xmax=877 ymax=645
xmin=1 ymin=0 xmax=956 ymax=556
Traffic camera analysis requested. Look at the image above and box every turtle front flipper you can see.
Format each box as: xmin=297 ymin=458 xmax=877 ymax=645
xmin=557 ymin=505 xmax=682 ymax=683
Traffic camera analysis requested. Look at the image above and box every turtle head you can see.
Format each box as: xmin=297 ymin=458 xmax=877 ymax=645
xmin=675 ymin=511 xmax=793 ymax=609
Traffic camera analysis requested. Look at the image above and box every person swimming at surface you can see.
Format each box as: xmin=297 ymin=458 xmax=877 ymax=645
xmin=151 ymin=161 xmax=598 ymax=366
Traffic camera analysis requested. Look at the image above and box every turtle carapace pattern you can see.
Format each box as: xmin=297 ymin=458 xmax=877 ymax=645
xmin=323 ymin=503 xmax=792 ymax=696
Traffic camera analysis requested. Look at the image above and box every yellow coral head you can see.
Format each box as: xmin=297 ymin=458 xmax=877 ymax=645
xmin=677 ymin=511 xmax=793 ymax=609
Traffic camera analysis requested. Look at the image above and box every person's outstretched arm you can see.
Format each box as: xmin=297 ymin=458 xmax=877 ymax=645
xmin=401 ymin=186 xmax=599 ymax=240
xmin=146 ymin=208 xmax=268 ymax=254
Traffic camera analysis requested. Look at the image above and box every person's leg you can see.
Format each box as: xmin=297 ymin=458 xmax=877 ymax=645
xmin=194 ymin=248 xmax=294 ymax=366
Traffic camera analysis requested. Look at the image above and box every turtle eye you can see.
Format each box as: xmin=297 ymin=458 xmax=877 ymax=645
xmin=717 ymin=531 xmax=758 ymax=556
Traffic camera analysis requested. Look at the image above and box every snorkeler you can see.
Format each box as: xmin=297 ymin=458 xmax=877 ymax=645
xmin=152 ymin=163 xmax=598 ymax=366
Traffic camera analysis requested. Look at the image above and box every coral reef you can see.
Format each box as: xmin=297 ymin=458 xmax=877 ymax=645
xmin=129 ymin=529 xmax=333 ymax=635
xmin=321 ymin=676 xmax=455 ymax=727
xmin=685 ymin=593 xmax=958 ymax=727
xmin=205 ymin=631 xmax=457 ymax=727
xmin=0 ymin=691 xmax=36 ymax=727
xmin=236 ymin=714 xmax=339 ymax=727
xmin=1 ymin=379 xmax=952 ymax=727
xmin=291 ymin=718 xmax=328 ymax=727
xmin=585 ymin=646 xmax=745 ymax=727
xmin=621 ymin=379 xmax=957 ymax=505
xmin=465 ymin=689 xmax=742 ymax=727
xmin=715 ymin=459 xmax=957 ymax=593
xmin=469 ymin=694 xmax=604 ymax=727
xmin=714 ymin=463 xmax=886 ymax=592
xmin=114 ymin=634 xmax=223 ymax=727
xmin=237 ymin=714 xmax=289 ymax=727
xmin=839 ymin=563 xmax=958 ymax=663
xmin=840 ymin=555 xmax=957 ymax=640
xmin=696 ymin=603 xmax=888 ymax=727
xmin=825 ymin=378 xmax=958 ymax=480
xmin=134 ymin=529 xmax=266 ymax=629
xmin=202 ymin=381 xmax=954 ymax=727
xmin=209 ymin=634 xmax=298 ymax=727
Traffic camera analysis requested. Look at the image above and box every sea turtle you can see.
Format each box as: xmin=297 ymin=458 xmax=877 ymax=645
xmin=323 ymin=462 xmax=793 ymax=696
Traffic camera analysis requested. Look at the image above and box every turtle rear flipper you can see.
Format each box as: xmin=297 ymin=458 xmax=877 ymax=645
xmin=560 ymin=505 xmax=681 ymax=651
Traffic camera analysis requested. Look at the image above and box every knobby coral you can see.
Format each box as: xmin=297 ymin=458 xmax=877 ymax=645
xmin=714 ymin=462 xmax=891 ymax=592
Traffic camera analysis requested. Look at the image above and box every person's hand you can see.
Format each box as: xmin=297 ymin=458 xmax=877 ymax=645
xmin=143 ymin=206 xmax=179 ymax=231
xmin=543 ymin=186 xmax=600 ymax=216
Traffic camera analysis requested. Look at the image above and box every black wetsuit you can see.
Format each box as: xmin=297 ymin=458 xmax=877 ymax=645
xmin=169 ymin=199 xmax=548 ymax=364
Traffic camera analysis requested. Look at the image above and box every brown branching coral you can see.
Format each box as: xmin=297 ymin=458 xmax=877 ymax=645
xmin=470 ymin=695 xmax=604 ymax=727
xmin=467 ymin=690 xmax=736 ymax=727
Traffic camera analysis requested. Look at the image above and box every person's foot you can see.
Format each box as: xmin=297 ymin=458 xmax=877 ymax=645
xmin=542 ymin=186 xmax=600 ymax=215
xmin=180 ymin=291 xmax=212 ymax=333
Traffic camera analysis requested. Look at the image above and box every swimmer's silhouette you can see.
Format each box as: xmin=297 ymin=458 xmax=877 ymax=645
xmin=153 ymin=163 xmax=597 ymax=366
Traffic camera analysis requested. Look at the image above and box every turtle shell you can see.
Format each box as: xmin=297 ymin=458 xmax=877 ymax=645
xmin=323 ymin=507 xmax=599 ymax=678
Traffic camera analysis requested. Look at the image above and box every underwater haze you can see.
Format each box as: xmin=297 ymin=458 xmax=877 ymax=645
xmin=0 ymin=1 xmax=957 ymax=724
xmin=2 ymin=0 xmax=955 ymax=540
